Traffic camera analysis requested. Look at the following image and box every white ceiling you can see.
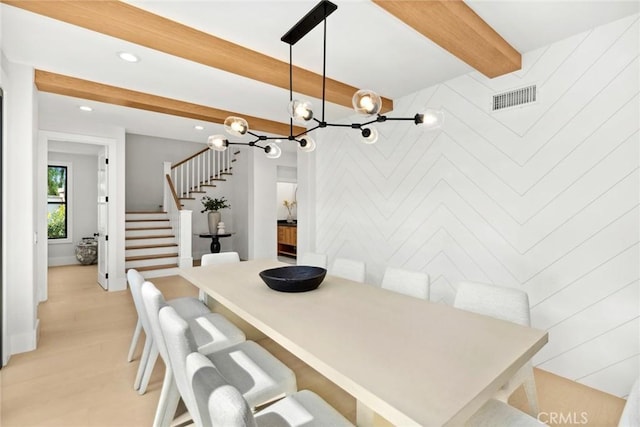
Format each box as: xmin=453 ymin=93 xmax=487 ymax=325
xmin=1 ymin=0 xmax=638 ymax=145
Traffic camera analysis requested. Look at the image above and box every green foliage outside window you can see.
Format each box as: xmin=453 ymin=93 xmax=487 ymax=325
xmin=48 ymin=167 xmax=66 ymax=196
xmin=48 ymin=205 xmax=66 ymax=239
xmin=48 ymin=165 xmax=68 ymax=239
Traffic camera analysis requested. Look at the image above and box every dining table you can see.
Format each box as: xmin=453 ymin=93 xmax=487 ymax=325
xmin=179 ymin=259 xmax=548 ymax=427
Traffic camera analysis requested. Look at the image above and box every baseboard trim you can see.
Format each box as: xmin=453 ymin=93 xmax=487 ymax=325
xmin=10 ymin=322 xmax=38 ymax=355
xmin=47 ymin=256 xmax=80 ymax=266
xmin=108 ymin=276 xmax=127 ymax=292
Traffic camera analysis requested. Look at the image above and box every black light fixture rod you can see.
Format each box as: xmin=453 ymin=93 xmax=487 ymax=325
xmin=324 ymin=122 xmax=358 ymax=128
xmin=289 ymin=44 xmax=293 ymax=138
xmin=247 ymin=131 xmax=261 ymax=138
xmin=359 ymin=118 xmax=380 ymax=127
xmin=384 ymin=117 xmax=420 ymax=121
xmin=322 ymin=16 xmax=327 ymax=123
xmin=281 ymin=0 xmax=338 ymax=45
xmin=294 ymin=127 xmax=319 ymax=138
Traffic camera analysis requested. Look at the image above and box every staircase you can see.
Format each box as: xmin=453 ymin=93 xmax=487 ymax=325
xmin=125 ymin=211 xmax=180 ymax=278
xmin=170 ymin=147 xmax=236 ymax=201
xmin=124 ymin=147 xmax=240 ymax=278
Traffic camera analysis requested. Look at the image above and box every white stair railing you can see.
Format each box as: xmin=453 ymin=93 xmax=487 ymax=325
xmin=162 ymin=148 xmax=232 ymax=269
xmin=170 ymin=148 xmax=232 ymax=200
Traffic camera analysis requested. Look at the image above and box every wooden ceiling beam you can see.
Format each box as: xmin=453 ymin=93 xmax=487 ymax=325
xmin=4 ymin=0 xmax=393 ymax=113
xmin=34 ymin=70 xmax=306 ymax=136
xmin=372 ymin=0 xmax=521 ymax=78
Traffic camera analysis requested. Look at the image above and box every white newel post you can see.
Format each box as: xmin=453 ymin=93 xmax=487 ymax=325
xmin=164 ymin=160 xmax=192 ymax=268
xmin=178 ymin=209 xmax=193 ymax=268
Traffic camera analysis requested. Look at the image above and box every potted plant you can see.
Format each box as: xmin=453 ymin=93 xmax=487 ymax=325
xmin=201 ymin=196 xmax=230 ymax=234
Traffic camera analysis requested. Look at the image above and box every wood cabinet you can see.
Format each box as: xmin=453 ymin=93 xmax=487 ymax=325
xmin=277 ymin=225 xmax=297 ymax=258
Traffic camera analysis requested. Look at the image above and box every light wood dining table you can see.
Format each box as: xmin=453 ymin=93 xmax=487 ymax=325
xmin=180 ymin=259 xmax=548 ymax=427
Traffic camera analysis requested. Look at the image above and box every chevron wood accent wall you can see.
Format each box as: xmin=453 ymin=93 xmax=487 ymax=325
xmin=313 ymin=14 xmax=639 ymax=397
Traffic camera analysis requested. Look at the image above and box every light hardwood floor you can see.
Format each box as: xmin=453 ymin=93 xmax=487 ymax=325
xmin=0 ymin=265 xmax=626 ymax=426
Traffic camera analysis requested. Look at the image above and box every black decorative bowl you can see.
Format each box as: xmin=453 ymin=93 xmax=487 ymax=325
xmin=259 ymin=266 xmax=327 ymax=293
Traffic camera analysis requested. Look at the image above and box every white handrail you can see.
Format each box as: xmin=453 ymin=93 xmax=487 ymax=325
xmin=171 ymin=148 xmax=230 ymax=198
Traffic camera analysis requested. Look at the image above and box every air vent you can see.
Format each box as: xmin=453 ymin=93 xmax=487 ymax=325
xmin=492 ymin=85 xmax=537 ymax=111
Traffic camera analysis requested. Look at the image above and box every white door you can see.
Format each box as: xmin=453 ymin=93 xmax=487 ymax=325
xmin=97 ymin=149 xmax=109 ymax=290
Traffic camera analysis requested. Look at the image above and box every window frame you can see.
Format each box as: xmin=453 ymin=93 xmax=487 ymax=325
xmin=47 ymin=162 xmax=72 ymax=244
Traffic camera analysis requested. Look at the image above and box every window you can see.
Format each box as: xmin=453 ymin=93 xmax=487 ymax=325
xmin=48 ymin=165 xmax=68 ymax=240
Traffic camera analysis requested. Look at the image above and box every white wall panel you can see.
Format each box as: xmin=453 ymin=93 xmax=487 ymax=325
xmin=312 ymin=15 xmax=639 ymax=396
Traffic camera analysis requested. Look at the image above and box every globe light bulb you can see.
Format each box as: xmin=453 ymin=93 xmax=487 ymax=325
xmin=206 ymin=134 xmax=228 ymax=152
xmin=352 ymin=89 xmax=382 ymax=116
xmin=264 ymin=142 xmax=282 ymax=159
xmin=359 ymin=95 xmax=374 ymax=112
xmin=288 ymin=100 xmax=314 ymax=122
xmin=298 ymin=136 xmax=316 ymax=153
xmin=224 ymin=116 xmax=249 ymax=136
xmin=417 ymin=109 xmax=444 ymax=130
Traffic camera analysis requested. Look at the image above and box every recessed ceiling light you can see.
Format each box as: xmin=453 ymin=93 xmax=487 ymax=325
xmin=79 ymin=105 xmax=93 ymax=112
xmin=275 ymin=139 xmax=282 ymax=143
xmin=117 ymin=52 xmax=139 ymax=63
xmin=194 ymin=125 xmax=204 ymax=131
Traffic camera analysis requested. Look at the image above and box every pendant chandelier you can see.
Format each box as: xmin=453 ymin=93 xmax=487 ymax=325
xmin=206 ymin=0 xmax=444 ymax=158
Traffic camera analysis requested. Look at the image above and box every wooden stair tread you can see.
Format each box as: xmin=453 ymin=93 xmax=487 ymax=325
xmin=134 ymin=263 xmax=179 ymax=272
xmin=125 ymin=253 xmax=178 ymax=261
xmin=125 ymin=227 xmax=171 ymax=231
xmin=126 ymin=219 xmax=169 ymax=222
xmin=201 ymin=184 xmax=217 ymax=187
xmin=125 ymin=234 xmax=175 ymax=240
xmin=189 ymin=191 xmax=206 ymax=193
xmin=126 ymin=243 xmax=178 ymax=250
xmin=179 ymin=197 xmax=196 ymax=200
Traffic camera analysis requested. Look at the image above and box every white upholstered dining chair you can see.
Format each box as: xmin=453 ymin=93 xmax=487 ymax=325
xmin=454 ymin=281 xmax=539 ymax=416
xmin=470 ymin=376 xmax=637 ymax=427
xmin=158 ymin=305 xmax=298 ymax=427
xmin=126 ymin=269 xmax=212 ymax=391
xmin=381 ymin=266 xmax=430 ymax=300
xmin=297 ymin=252 xmax=328 ymax=268
xmin=140 ymin=281 xmax=246 ymax=427
xmin=199 ymin=251 xmax=241 ymax=302
xmin=329 ymin=257 xmax=366 ymax=283
xmin=186 ymin=351 xmax=353 ymax=427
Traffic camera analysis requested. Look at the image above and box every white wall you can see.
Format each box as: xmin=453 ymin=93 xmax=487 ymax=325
xmin=126 ymin=133 xmax=204 ymax=211
xmin=3 ymin=60 xmax=38 ymax=358
xmin=249 ymin=149 xmax=297 ymax=259
xmin=47 ymin=152 xmax=98 ymax=266
xmin=307 ymin=15 xmax=639 ymax=397
xmin=231 ymin=146 xmax=250 ymax=260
